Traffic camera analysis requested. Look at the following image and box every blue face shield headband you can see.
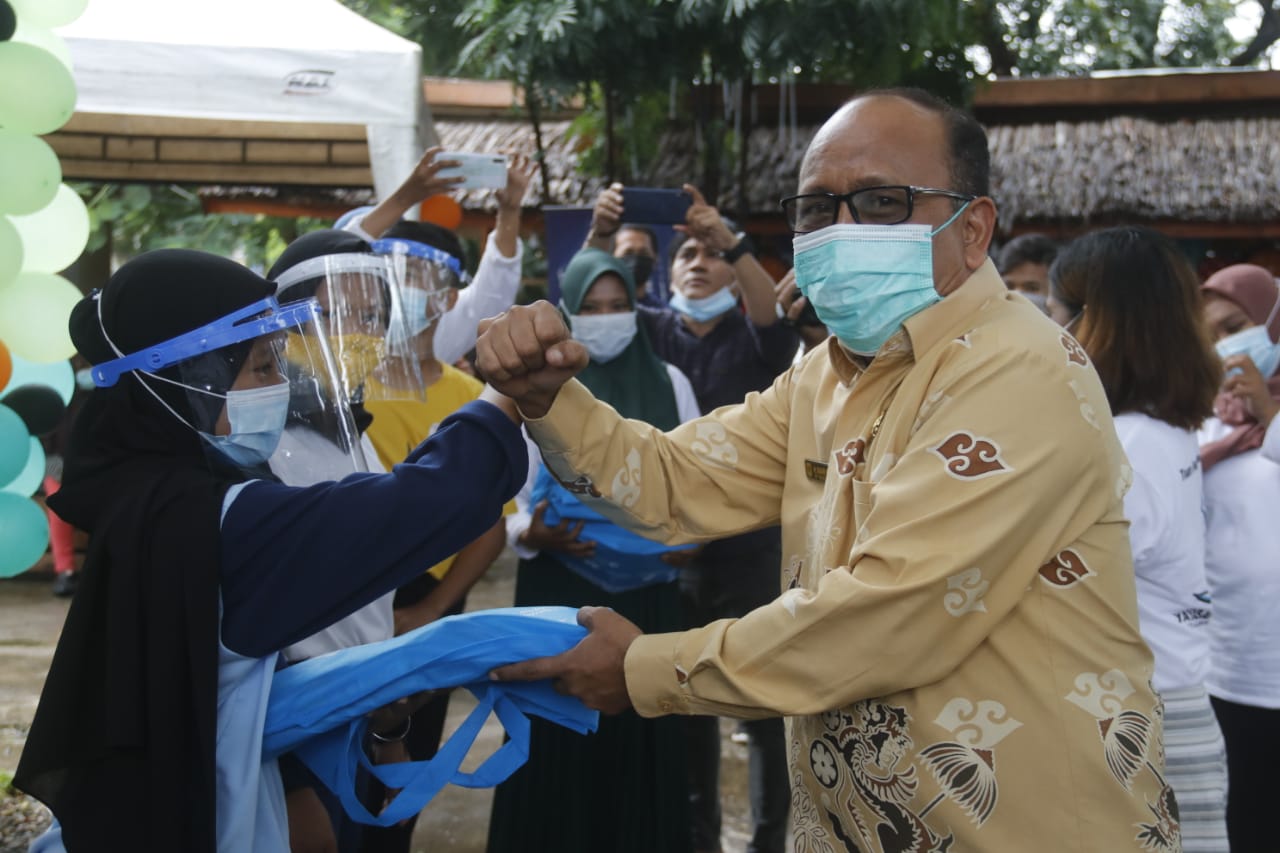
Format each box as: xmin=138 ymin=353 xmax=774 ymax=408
xmin=92 ymin=296 xmax=322 ymax=388
xmin=370 ymin=238 xmax=469 ymax=287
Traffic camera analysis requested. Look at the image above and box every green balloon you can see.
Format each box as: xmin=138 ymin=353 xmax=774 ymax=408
xmin=11 ymin=22 xmax=72 ymax=70
xmin=1 ymin=435 xmax=42 ymax=497
xmin=0 ymin=402 xmax=28 ymax=486
xmin=0 ymin=42 xmax=76 ymax=135
xmin=11 ymin=185 xmax=88 ymax=273
xmin=0 ymin=215 xmax=20 ymax=286
xmin=0 ymin=491 xmax=49 ymax=578
xmin=10 ymin=0 xmax=88 ymax=29
xmin=0 ymin=272 xmax=80 ymax=363
xmin=0 ymin=131 xmax=60 ymax=215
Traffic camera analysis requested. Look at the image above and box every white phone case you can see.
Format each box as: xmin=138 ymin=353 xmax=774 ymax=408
xmin=437 ymin=152 xmax=508 ymax=190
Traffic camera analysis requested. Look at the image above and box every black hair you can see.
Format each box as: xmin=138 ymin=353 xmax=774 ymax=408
xmin=1049 ymin=226 xmax=1221 ymax=430
xmin=382 ymin=219 xmax=466 ymax=268
xmin=997 ymin=233 xmax=1060 ymax=275
xmin=855 ymin=87 xmax=990 ymax=199
xmin=618 ymin=224 xmax=659 ymax=256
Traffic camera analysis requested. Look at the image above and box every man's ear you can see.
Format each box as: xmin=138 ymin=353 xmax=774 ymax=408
xmin=962 ymin=197 xmax=998 ymax=272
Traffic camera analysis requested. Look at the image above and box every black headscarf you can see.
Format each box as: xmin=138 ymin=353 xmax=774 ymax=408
xmin=15 ymin=249 xmax=275 ymax=852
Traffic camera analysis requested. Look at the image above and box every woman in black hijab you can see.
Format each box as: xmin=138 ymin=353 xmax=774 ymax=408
xmin=14 ymin=249 xmax=526 ymax=853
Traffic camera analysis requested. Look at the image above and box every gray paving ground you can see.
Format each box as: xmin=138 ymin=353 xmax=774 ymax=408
xmin=0 ymin=550 xmax=763 ymax=852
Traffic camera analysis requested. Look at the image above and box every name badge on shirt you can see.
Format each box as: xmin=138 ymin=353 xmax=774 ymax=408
xmin=804 ymin=459 xmax=828 ymax=482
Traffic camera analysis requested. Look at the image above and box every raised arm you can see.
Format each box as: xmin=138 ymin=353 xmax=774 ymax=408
xmin=354 ymin=147 xmax=465 ymax=239
xmin=433 ymin=153 xmax=536 ymax=365
xmin=680 ymin=184 xmax=778 ymax=327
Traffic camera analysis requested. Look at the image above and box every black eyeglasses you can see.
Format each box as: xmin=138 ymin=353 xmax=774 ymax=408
xmin=780 ymin=185 xmax=975 ymax=233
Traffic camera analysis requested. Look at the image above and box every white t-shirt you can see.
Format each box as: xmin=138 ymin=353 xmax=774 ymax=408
xmin=1114 ymin=413 xmax=1211 ymax=693
xmin=272 ymin=428 xmax=395 ymax=662
xmin=1199 ymin=413 xmax=1280 ymax=707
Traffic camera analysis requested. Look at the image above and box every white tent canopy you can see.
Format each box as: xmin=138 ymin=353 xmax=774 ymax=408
xmin=59 ymin=0 xmax=434 ymax=197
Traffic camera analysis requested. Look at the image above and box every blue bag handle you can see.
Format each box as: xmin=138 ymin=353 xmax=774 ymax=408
xmin=297 ymin=683 xmax=533 ymax=826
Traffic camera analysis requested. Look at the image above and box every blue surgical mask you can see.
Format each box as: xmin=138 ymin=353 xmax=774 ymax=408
xmin=1216 ymin=325 xmax=1280 ymax=379
xmin=200 ymin=382 xmax=291 ymax=466
xmin=570 ymin=311 xmax=637 ymax=363
xmin=793 ymin=204 xmax=968 ymax=356
xmin=386 ymin=287 xmax=445 ymax=350
xmin=669 ymin=287 xmax=738 ymax=323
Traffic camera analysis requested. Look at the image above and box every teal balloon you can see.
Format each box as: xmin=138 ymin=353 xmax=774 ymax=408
xmin=0 ymin=402 xmax=30 ymax=487
xmin=10 ymin=0 xmax=88 ymax=29
xmin=11 ymin=184 xmax=89 ymax=273
xmin=0 ymin=272 xmax=80 ymax=363
xmin=0 ymin=131 xmax=60 ymax=215
xmin=0 ymin=215 xmax=20 ymax=287
xmin=6 ymin=353 xmax=73 ymax=403
xmin=1 ymin=435 xmax=42 ymax=497
xmin=0 ymin=42 xmax=76 ymax=135
xmin=0 ymin=491 xmax=48 ymax=577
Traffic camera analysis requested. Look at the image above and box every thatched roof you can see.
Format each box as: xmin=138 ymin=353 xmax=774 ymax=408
xmin=642 ymin=114 xmax=1280 ymax=228
xmin=988 ymin=116 xmax=1280 ymax=225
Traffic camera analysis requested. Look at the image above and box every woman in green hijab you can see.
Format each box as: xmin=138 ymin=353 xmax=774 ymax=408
xmin=488 ymin=248 xmax=700 ymax=853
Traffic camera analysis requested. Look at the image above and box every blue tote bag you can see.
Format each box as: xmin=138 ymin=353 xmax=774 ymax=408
xmin=529 ymin=466 xmax=695 ymax=593
xmin=263 ymin=606 xmax=598 ymax=825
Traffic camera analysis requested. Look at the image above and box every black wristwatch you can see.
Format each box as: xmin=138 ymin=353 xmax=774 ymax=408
xmin=722 ymin=238 xmax=751 ymax=264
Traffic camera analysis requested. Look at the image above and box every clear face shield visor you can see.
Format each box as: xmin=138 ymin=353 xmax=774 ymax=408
xmin=273 ymin=252 xmax=414 ymax=405
xmin=365 ymin=238 xmax=470 ymax=402
xmin=91 ymin=296 xmax=368 ymax=477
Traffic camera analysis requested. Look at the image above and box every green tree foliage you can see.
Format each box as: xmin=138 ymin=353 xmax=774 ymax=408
xmin=339 ymin=0 xmax=1255 ymax=193
xmin=76 ymin=183 xmax=326 ymax=270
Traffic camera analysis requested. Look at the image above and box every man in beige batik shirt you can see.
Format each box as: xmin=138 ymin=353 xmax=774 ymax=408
xmin=480 ymin=89 xmax=1176 ymax=852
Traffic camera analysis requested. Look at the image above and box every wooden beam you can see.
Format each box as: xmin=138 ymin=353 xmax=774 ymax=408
xmin=57 ymin=112 xmax=368 ymax=141
xmin=973 ymin=70 xmax=1280 ymax=110
xmin=57 ymin=159 xmax=373 ymax=187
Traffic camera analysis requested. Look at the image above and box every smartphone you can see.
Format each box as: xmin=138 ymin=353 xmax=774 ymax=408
xmin=620 ymin=187 xmax=692 ymax=225
xmin=436 ymin=152 xmax=508 ymax=190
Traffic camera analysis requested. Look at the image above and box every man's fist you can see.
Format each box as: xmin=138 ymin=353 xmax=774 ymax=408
xmin=475 ymin=301 xmax=589 ymax=418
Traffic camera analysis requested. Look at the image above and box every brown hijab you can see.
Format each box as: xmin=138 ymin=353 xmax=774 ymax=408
xmin=1200 ymin=264 xmax=1280 ymax=469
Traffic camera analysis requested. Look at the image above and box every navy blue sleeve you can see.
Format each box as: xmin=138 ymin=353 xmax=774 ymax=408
xmin=752 ymin=319 xmax=800 ymax=376
xmin=217 ymin=400 xmax=526 ymax=658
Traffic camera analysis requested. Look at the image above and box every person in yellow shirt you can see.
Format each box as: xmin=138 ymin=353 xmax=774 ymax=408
xmin=476 ymin=89 xmax=1175 ymax=852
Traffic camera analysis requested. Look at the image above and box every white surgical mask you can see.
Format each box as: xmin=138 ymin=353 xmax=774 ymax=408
xmin=669 ymin=287 xmax=738 ymax=322
xmin=201 ymin=382 xmax=291 ymax=466
xmin=570 ymin=311 xmax=637 ymax=363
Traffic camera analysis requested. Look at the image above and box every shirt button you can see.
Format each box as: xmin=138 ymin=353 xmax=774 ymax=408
xmin=658 ymin=700 xmax=674 ymax=713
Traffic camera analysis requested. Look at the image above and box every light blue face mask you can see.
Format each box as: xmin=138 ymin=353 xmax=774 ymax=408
xmin=1216 ymin=324 xmax=1280 ymax=379
xmin=200 ymin=382 xmax=292 ymax=466
xmin=386 ymin=286 xmax=448 ymax=351
xmin=793 ymin=203 xmax=968 ymax=356
xmin=669 ymin=286 xmax=738 ymax=323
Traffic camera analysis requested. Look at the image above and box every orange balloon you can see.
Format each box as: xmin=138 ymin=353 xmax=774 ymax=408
xmin=419 ymin=195 xmax=463 ymax=231
xmin=0 ymin=339 xmax=11 ymax=394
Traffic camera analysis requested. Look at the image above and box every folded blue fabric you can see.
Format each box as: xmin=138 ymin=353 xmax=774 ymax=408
xmin=263 ymin=606 xmax=598 ymax=825
xmin=530 ymin=466 xmax=694 ymax=592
